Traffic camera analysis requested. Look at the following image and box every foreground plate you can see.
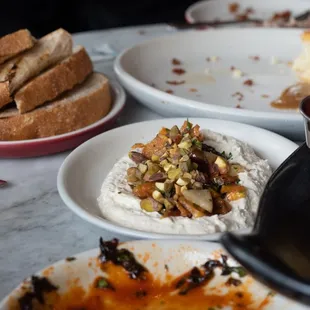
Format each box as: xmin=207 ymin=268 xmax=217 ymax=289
xmin=0 ymin=81 xmax=125 ymax=158
xmin=57 ymin=118 xmax=297 ymax=240
xmin=115 ymin=28 xmax=304 ymax=140
xmin=0 ymin=240 xmax=307 ymax=309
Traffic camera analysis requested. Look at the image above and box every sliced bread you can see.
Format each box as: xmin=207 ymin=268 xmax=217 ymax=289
xmin=0 ymin=29 xmax=35 ymax=65
xmin=0 ymin=73 xmax=111 ymax=141
xmin=15 ymin=45 xmax=93 ymax=114
xmin=0 ymin=28 xmax=72 ymax=109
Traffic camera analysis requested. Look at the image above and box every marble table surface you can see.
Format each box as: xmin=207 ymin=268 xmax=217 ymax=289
xmin=0 ymin=24 xmax=301 ymax=299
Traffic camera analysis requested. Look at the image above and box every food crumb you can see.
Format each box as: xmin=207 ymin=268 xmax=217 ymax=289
xmin=172 ymin=68 xmax=186 ymax=75
xmin=249 ymin=55 xmax=260 ymax=61
xmin=166 ymin=80 xmax=186 ymax=85
xmin=164 ymin=264 xmax=169 ymax=271
xmin=232 ymin=68 xmax=244 ymax=78
xmin=138 ymin=30 xmax=146 ymax=35
xmin=236 ymin=104 xmax=242 ymax=108
xmin=210 ymin=56 xmax=220 ymax=62
xmin=270 ymin=56 xmax=279 ymax=65
xmin=261 ymin=94 xmax=269 ymax=98
xmin=232 ymin=92 xmax=244 ymax=101
xmin=172 ymin=58 xmax=182 ymax=65
xmin=230 ymin=66 xmax=235 ymax=71
xmin=228 ymin=2 xmax=239 ymax=13
xmin=206 ymin=57 xmax=211 ymax=62
xmin=189 ymin=88 xmax=198 ymax=92
xmin=166 ymin=89 xmax=174 ymax=94
xmin=236 ymin=14 xmax=248 ymax=21
xmin=243 ymin=79 xmax=253 ymax=86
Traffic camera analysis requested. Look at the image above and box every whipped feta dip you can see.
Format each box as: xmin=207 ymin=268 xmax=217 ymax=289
xmin=98 ymin=129 xmax=272 ymax=235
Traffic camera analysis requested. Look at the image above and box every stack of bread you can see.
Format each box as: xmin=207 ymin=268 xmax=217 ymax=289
xmin=0 ymin=28 xmax=112 ymax=141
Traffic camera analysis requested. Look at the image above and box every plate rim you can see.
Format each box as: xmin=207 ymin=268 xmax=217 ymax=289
xmin=57 ymin=117 xmax=298 ymax=241
xmin=114 ymin=27 xmax=302 ymax=122
xmin=0 ymin=80 xmax=126 ymax=146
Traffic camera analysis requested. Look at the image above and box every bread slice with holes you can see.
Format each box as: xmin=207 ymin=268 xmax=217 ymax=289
xmin=0 ymin=73 xmax=112 ymax=141
xmin=15 ymin=45 xmax=93 ymax=114
xmin=0 ymin=29 xmax=36 ymax=65
xmin=0 ymin=28 xmax=72 ymax=109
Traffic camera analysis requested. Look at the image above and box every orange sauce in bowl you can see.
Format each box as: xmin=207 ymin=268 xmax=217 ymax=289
xmin=10 ymin=262 xmax=272 ymax=310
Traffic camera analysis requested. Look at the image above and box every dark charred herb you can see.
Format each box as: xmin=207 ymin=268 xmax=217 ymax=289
xmin=203 ymin=260 xmax=223 ymax=269
xmin=66 ymin=257 xmax=76 ymax=262
xmin=99 ymin=238 xmax=148 ymax=280
xmin=95 ymin=277 xmax=115 ymax=290
xmin=236 ymin=292 xmax=244 ymax=298
xmin=176 ymin=267 xmax=213 ymax=295
xmin=226 ymin=277 xmax=242 ymax=286
xmin=221 ymin=255 xmax=247 ymax=277
xmin=164 ymin=264 xmax=169 ymax=271
xmin=221 ymin=151 xmax=233 ymax=160
xmin=18 ymin=276 xmax=58 ymax=310
xmin=201 ymin=144 xmax=223 ymax=157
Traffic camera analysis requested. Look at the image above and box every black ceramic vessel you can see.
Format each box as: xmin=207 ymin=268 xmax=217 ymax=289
xmin=221 ymin=96 xmax=310 ymax=305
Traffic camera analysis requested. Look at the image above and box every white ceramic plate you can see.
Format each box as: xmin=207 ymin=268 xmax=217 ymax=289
xmin=57 ymin=118 xmax=298 ymax=240
xmin=185 ymin=0 xmax=310 ymax=23
xmin=0 ymin=239 xmax=307 ymax=310
xmin=114 ymin=28 xmax=305 ymax=140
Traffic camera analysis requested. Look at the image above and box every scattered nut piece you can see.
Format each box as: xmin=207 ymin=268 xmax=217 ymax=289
xmin=172 ymin=58 xmax=182 ymax=65
xmin=232 ymin=92 xmax=244 ymax=101
xmin=189 ymin=88 xmax=197 ymax=92
xmin=172 ymin=68 xmax=186 ymax=75
xmin=166 ymin=80 xmax=185 ymax=85
xmin=243 ymin=79 xmax=254 ymax=86
xmin=166 ymin=89 xmax=174 ymax=94
xmin=249 ymin=55 xmax=260 ymax=61
xmin=261 ymin=94 xmax=269 ymax=98
xmin=228 ymin=2 xmax=239 ymax=13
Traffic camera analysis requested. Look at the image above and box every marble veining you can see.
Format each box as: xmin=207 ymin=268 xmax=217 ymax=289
xmin=0 ymin=24 xmax=167 ymax=299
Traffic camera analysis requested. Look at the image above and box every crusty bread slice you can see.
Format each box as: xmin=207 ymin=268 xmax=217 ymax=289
xmin=0 ymin=28 xmax=72 ymax=109
xmin=0 ymin=73 xmax=112 ymax=141
xmin=0 ymin=29 xmax=35 ymax=65
xmin=15 ymin=46 xmax=93 ymax=114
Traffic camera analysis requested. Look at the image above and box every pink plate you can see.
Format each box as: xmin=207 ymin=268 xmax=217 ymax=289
xmin=0 ymin=81 xmax=126 ymax=158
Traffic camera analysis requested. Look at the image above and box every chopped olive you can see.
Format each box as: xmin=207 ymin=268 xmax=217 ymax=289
xmin=18 ymin=276 xmax=58 ymax=310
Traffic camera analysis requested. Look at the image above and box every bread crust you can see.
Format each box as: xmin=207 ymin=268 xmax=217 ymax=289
xmin=15 ymin=46 xmax=93 ymax=113
xmin=0 ymin=73 xmax=111 ymax=141
xmin=0 ymin=29 xmax=35 ymax=64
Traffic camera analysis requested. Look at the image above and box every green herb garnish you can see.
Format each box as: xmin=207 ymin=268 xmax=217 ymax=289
xmin=95 ymin=277 xmax=114 ymax=290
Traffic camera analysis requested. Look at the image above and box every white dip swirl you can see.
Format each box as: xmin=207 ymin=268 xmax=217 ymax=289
xmin=98 ymin=129 xmax=272 ymax=235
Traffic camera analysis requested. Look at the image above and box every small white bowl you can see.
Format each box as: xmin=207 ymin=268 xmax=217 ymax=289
xmin=57 ymin=118 xmax=297 ymax=240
